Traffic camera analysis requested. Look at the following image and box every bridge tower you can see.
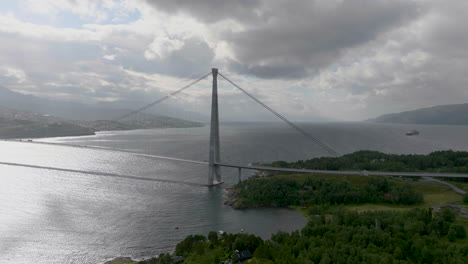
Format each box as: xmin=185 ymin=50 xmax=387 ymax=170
xmin=208 ymin=68 xmax=221 ymax=186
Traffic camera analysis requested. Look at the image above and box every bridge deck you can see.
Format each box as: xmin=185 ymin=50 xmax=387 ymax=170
xmin=216 ymin=162 xmax=468 ymax=178
xmin=5 ymin=140 xmax=468 ymax=179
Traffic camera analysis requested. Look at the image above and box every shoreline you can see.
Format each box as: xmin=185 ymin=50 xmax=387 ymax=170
xmin=102 ymin=186 xmax=307 ymax=264
xmin=0 ymin=124 xmax=206 ymax=141
xmin=0 ymin=128 xmax=96 ymax=140
xmin=223 ymin=184 xmax=293 ymax=210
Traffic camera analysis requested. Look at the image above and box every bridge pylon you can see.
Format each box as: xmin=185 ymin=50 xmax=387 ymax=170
xmin=208 ymin=68 xmax=222 ymax=186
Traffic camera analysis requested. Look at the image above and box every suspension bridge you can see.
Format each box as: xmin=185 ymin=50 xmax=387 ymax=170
xmin=3 ymin=68 xmax=468 ymax=186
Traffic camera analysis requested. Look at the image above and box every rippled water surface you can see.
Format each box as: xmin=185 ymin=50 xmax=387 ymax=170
xmin=1 ymin=122 xmax=468 ymax=263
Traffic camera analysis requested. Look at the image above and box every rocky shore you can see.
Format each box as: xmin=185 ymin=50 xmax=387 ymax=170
xmin=223 ymin=184 xmax=282 ymax=210
xmin=223 ymin=185 xmax=240 ymax=208
xmin=104 ymin=257 xmax=135 ymax=264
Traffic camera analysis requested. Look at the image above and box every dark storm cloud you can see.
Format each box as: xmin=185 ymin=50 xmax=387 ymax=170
xmin=145 ymin=0 xmax=262 ymax=23
xmin=4 ymin=0 xmax=467 ymax=121
xmin=116 ymin=38 xmax=215 ymax=78
xmin=228 ymin=0 xmax=424 ymax=79
xmin=147 ymin=0 xmax=424 ymax=79
xmin=421 ymin=0 xmax=468 ymax=58
xmin=229 ymin=62 xmax=308 ymax=80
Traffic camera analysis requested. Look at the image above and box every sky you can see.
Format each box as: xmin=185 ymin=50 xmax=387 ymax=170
xmin=0 ymin=0 xmax=467 ymax=121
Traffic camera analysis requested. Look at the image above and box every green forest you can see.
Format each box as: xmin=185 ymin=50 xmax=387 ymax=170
xmin=117 ymin=173 xmax=468 ymax=264
xmin=269 ymin=150 xmax=468 ymax=173
xmin=110 ymin=152 xmax=468 ymax=264
xmin=231 ymin=176 xmax=423 ymax=208
xmin=136 ymin=208 xmax=467 ymax=264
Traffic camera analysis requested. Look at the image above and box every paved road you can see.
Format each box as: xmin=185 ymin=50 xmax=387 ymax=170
xmin=217 ymin=162 xmax=468 ymax=178
xmin=424 ymin=177 xmax=466 ymax=195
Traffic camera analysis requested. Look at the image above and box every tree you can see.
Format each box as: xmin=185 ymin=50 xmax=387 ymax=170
xmin=208 ymin=231 xmax=218 ymax=243
xmin=451 ymin=224 xmax=466 ymax=239
xmin=447 ymin=226 xmax=457 ymax=242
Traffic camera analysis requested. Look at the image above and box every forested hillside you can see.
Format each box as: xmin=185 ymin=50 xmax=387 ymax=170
xmin=133 ymin=208 xmax=467 ymax=264
xmin=231 ymin=176 xmax=423 ymax=208
xmin=107 ymin=153 xmax=468 ymax=264
xmin=269 ymin=150 xmax=468 ymax=173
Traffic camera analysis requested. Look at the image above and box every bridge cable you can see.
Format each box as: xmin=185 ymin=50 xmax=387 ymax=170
xmin=114 ymin=72 xmax=211 ymax=121
xmin=219 ymin=72 xmax=340 ymax=157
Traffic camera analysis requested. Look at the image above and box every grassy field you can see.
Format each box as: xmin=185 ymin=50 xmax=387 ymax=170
xmin=248 ymin=173 xmax=467 ymax=220
xmin=447 ymin=180 xmax=468 ymax=192
xmin=414 ymin=184 xmax=462 ymax=204
xmin=290 ymin=174 xmax=466 ymax=217
xmin=275 ymin=173 xmax=372 ymax=186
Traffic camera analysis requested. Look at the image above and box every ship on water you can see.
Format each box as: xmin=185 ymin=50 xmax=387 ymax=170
xmin=406 ymin=130 xmax=420 ymax=136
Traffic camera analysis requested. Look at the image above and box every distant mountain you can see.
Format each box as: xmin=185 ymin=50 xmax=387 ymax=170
xmin=96 ymin=100 xmax=209 ymax=123
xmin=0 ymin=86 xmax=207 ymax=122
xmin=0 ymin=87 xmax=203 ymax=121
xmin=0 ymin=105 xmax=204 ymax=139
xmin=0 ymin=86 xmax=205 ymax=138
xmin=76 ymin=116 xmax=203 ymax=131
xmin=368 ymin=103 xmax=468 ymax=125
xmin=0 ymin=86 xmax=100 ymax=120
xmin=0 ymin=106 xmax=95 ymax=139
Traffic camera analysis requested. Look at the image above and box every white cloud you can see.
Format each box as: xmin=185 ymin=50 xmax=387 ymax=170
xmin=103 ymin=54 xmax=116 ymax=61
xmin=19 ymin=0 xmax=137 ymax=23
xmin=144 ymin=36 xmax=185 ymax=60
xmin=0 ymin=0 xmax=467 ymax=122
xmin=2 ymin=66 xmax=27 ymax=83
xmin=0 ymin=15 xmax=103 ymax=42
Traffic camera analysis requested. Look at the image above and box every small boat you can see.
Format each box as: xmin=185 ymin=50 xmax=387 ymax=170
xmin=406 ymin=130 xmax=419 ymax=136
xmin=174 ymin=227 xmax=179 ymax=230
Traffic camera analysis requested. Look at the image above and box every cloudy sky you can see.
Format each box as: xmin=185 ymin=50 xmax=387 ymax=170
xmin=0 ymin=0 xmax=467 ymax=121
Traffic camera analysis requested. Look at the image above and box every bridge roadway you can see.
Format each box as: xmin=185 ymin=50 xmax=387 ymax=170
xmin=6 ymin=139 xmax=208 ymax=165
xmin=0 ymin=161 xmax=207 ymax=186
xmin=216 ymin=162 xmax=468 ymax=178
xmin=4 ymin=140 xmax=468 ymax=180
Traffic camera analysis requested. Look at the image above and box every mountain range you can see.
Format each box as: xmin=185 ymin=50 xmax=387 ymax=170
xmin=0 ymin=86 xmax=207 ymax=121
xmin=368 ymin=103 xmax=468 ymax=125
xmin=0 ymin=87 xmax=204 ymax=138
xmin=0 ymin=105 xmax=95 ymax=139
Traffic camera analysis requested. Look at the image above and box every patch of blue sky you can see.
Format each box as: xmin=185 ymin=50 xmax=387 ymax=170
xmin=321 ymin=88 xmax=347 ymax=97
xmin=329 ymin=63 xmax=340 ymax=72
xmin=53 ymin=13 xmax=88 ymax=28
xmin=24 ymin=8 xmax=140 ymax=28
xmin=105 ymin=9 xmax=140 ymax=25
xmin=0 ymin=0 xmax=62 ymax=27
xmin=0 ymin=1 xmax=140 ymax=29
xmin=289 ymin=85 xmax=309 ymax=93
xmin=329 ymin=57 xmax=361 ymax=72
xmin=345 ymin=57 xmax=359 ymax=64
xmin=350 ymin=84 xmax=368 ymax=95
xmin=0 ymin=0 xmax=18 ymax=14
xmin=13 ymin=12 xmax=83 ymax=29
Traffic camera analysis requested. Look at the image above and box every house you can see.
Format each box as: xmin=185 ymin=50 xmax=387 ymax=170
xmin=221 ymin=249 xmax=253 ymax=264
xmin=233 ymin=250 xmax=252 ymax=263
xmin=171 ymin=256 xmax=184 ymax=263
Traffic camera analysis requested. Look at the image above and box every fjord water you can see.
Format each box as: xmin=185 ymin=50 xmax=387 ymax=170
xmin=1 ymin=122 xmax=468 ymax=263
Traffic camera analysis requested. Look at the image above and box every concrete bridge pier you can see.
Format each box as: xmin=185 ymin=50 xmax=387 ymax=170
xmin=208 ymin=68 xmax=222 ymax=186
